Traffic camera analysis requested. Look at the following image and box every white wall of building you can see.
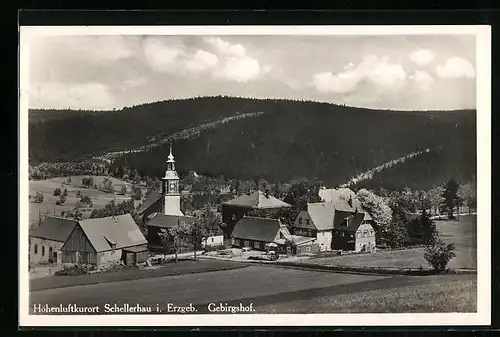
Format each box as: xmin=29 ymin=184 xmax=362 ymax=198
xmin=202 ymin=235 xmax=224 ymax=248
xmin=164 ymin=195 xmax=184 ymax=216
xmin=30 ymin=237 xmax=64 ymax=265
xmin=355 ymin=223 xmax=376 ymax=252
xmin=97 ymin=249 xmax=123 ymax=269
xmin=316 ymin=230 xmax=333 ymax=251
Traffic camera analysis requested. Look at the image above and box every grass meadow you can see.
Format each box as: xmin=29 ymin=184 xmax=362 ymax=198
xmin=28 ymin=176 xmax=142 ymax=226
xmin=306 ymin=214 xmax=477 ymax=270
xmin=257 ymin=273 xmax=477 ymax=313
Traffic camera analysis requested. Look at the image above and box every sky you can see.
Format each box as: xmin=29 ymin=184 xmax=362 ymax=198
xmin=27 ymin=34 xmax=477 ymax=111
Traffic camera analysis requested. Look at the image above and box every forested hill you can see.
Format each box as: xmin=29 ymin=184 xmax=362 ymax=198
xmin=29 ymin=96 xmax=476 ymax=189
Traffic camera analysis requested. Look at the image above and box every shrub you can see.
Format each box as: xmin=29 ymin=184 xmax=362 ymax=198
xmin=80 ymin=195 xmax=92 ymax=204
xmin=53 ymin=188 xmax=61 ymax=196
xmin=34 ymin=192 xmax=44 ymax=203
xmin=424 ymin=234 xmax=457 ymax=272
xmin=76 ymin=190 xmax=81 ymax=197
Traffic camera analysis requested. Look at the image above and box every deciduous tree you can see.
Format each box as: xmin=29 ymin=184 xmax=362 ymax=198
xmin=424 ymin=233 xmax=457 ymax=272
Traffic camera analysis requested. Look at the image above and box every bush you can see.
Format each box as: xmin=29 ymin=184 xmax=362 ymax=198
xmin=34 ymin=192 xmax=44 ymax=203
xmin=424 ymin=234 xmax=457 ymax=272
xmin=53 ymin=188 xmax=61 ymax=196
xmin=55 ymin=265 xmax=91 ymax=276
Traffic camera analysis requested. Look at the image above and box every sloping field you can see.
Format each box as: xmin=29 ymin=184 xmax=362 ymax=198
xmin=257 ymin=273 xmax=476 ymax=313
xmin=28 ymin=176 xmax=134 ymax=226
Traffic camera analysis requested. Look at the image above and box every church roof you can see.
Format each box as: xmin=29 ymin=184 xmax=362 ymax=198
xmin=163 ymin=171 xmax=179 ymax=180
xmin=223 ymin=190 xmax=292 ymax=209
xmin=137 ymin=191 xmax=162 ymax=215
xmin=146 ymin=213 xmax=195 ymax=229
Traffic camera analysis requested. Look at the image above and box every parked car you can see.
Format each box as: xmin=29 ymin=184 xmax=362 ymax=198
xmin=267 ymin=250 xmax=279 ymax=261
xmin=218 ymin=250 xmax=233 ymax=256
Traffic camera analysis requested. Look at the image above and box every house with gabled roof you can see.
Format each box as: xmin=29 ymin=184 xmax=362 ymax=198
xmin=231 ymin=216 xmax=318 ymax=255
xmin=221 ymin=190 xmax=292 ymax=239
xmin=29 ymin=216 xmax=77 ymax=265
xmin=291 ymin=192 xmax=376 ymax=252
xmin=60 ymin=214 xmax=148 ymax=269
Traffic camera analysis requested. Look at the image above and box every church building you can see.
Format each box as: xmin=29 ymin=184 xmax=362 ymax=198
xmin=139 ymin=145 xmax=223 ymax=252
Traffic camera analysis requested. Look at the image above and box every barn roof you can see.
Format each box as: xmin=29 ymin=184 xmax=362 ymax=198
xmin=137 ymin=190 xmax=162 ymax=215
xmin=146 ymin=213 xmax=195 ymax=229
xmin=231 ymin=216 xmax=283 ymax=242
xmin=29 ymin=217 xmax=77 ymax=242
xmin=78 ymin=214 xmax=147 ymax=252
xmin=223 ymin=190 xmax=291 ymax=209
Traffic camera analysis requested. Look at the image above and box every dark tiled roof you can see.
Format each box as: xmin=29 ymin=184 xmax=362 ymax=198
xmin=223 ymin=190 xmax=291 ymax=209
xmin=77 ymin=214 xmax=148 ymax=252
xmin=137 ymin=191 xmax=162 ymax=214
xmin=146 ymin=213 xmax=195 ymax=229
xmin=29 ymin=217 xmax=77 ymax=242
xmin=231 ymin=216 xmax=282 ymax=242
xmin=336 ymin=212 xmax=366 ymax=232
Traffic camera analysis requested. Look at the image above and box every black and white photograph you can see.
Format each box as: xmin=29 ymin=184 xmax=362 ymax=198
xmin=19 ymin=25 xmax=491 ymax=327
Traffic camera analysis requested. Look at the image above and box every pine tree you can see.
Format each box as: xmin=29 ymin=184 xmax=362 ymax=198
xmin=442 ymin=179 xmax=460 ymax=219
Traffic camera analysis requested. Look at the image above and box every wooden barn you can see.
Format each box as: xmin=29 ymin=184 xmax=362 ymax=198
xmin=60 ymin=214 xmax=148 ymax=269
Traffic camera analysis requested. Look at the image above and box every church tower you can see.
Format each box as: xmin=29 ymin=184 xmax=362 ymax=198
xmin=161 ymin=144 xmax=183 ymax=216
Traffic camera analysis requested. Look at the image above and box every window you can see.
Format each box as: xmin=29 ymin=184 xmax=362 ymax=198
xmin=49 ymin=247 xmax=53 ymax=260
xmin=306 ymin=219 xmax=310 ymax=226
xmin=298 ymin=218 xmax=302 ymax=225
xmin=340 ymin=232 xmax=344 ymax=238
xmin=34 ymin=244 xmax=38 ymax=254
xmin=41 ymin=246 xmax=45 ymax=256
xmin=211 ymin=238 xmax=214 ymax=243
xmin=253 ymin=241 xmax=260 ymax=248
xmin=306 ymin=246 xmax=311 ymax=252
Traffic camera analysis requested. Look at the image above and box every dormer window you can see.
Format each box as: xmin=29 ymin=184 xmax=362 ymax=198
xmin=104 ymin=236 xmax=117 ymax=249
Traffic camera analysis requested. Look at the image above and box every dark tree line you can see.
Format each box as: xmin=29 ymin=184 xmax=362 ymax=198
xmin=30 ymin=96 xmax=475 ymax=191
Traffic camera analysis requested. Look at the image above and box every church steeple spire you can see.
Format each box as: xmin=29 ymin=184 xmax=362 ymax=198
xmin=166 ymin=143 xmax=175 ymax=171
xmin=161 ymin=143 xmax=183 ymax=216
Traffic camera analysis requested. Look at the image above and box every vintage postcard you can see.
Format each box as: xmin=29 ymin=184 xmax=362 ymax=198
xmin=19 ymin=25 xmax=491 ymax=327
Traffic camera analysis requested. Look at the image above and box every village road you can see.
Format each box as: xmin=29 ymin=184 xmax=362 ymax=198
xmin=29 ymin=265 xmax=475 ymax=314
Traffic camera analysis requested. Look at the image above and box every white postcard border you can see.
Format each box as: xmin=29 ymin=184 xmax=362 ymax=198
xmin=19 ymin=25 xmax=491 ymax=327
